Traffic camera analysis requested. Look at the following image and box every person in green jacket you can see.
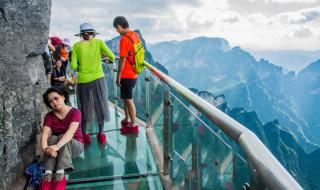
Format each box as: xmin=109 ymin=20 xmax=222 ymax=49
xmin=71 ymin=22 xmax=115 ymax=145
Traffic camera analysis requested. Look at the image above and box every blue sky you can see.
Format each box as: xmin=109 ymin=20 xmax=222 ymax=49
xmin=50 ymin=0 xmax=320 ymax=51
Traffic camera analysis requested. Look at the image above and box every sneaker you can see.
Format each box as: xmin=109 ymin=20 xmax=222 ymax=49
xmin=97 ymin=133 xmax=106 ymax=145
xmin=84 ymin=134 xmax=92 ymax=144
xmin=39 ymin=173 xmax=53 ymax=190
xmin=120 ymin=124 xmax=139 ymax=134
xmin=120 ymin=125 xmax=131 ymax=134
xmin=52 ymin=173 xmax=66 ymax=190
xmin=121 ymin=119 xmax=131 ymax=127
xmin=130 ymin=124 xmax=139 ymax=134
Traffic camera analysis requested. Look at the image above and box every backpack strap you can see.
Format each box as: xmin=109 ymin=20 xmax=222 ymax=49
xmin=123 ymin=33 xmax=135 ymax=65
xmin=124 ymin=33 xmax=134 ymax=44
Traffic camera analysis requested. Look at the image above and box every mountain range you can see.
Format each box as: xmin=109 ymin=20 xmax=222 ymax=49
xmin=194 ymin=90 xmax=320 ymax=190
xmin=249 ymin=49 xmax=320 ymax=72
xmin=106 ymin=33 xmax=320 ymax=190
xmin=149 ymin=37 xmax=320 ymax=153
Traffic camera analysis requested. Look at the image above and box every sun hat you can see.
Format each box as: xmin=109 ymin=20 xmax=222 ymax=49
xmin=50 ymin=36 xmax=62 ymax=46
xmin=62 ymin=38 xmax=71 ymax=46
xmin=75 ymin=22 xmax=100 ymax=36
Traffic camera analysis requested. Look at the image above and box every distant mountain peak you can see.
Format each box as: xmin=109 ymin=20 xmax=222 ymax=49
xmin=192 ymin=36 xmax=229 ymax=43
xmin=299 ymin=59 xmax=320 ymax=74
xmin=152 ymin=36 xmax=231 ymax=52
xmin=250 ymin=49 xmax=320 ymax=72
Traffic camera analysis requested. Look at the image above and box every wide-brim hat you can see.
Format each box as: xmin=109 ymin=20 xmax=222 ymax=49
xmin=75 ymin=22 xmax=100 ymax=36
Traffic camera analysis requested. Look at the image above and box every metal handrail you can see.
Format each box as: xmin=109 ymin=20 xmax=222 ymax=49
xmin=143 ymin=61 xmax=303 ymax=190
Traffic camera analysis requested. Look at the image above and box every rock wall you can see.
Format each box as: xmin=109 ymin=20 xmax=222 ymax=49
xmin=0 ymin=0 xmax=51 ymax=189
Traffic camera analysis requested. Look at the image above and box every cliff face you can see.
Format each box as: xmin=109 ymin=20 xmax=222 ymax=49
xmin=0 ymin=0 xmax=51 ymax=189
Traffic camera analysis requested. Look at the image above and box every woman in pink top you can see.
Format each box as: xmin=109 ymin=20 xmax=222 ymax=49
xmin=39 ymin=87 xmax=84 ymax=190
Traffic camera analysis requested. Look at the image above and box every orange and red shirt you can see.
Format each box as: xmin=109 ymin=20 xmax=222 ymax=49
xmin=60 ymin=47 xmax=69 ymax=61
xmin=119 ymin=31 xmax=140 ymax=79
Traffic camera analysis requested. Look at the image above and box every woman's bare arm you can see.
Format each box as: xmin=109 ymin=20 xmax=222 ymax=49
xmin=41 ymin=126 xmax=51 ymax=151
xmin=47 ymin=122 xmax=79 ymax=151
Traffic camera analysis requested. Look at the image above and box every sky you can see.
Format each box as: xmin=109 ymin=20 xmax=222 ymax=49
xmin=50 ymin=0 xmax=320 ymax=51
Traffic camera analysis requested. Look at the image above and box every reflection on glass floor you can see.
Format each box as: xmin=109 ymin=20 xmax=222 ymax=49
xmin=67 ymin=175 xmax=163 ymax=190
xmin=66 ymin=100 xmax=163 ymax=189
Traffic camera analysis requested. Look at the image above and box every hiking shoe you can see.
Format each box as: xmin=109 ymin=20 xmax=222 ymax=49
xmin=97 ymin=133 xmax=106 ymax=145
xmin=39 ymin=173 xmax=52 ymax=190
xmin=84 ymin=134 xmax=92 ymax=144
xmin=52 ymin=174 xmax=66 ymax=190
xmin=121 ymin=119 xmax=131 ymax=127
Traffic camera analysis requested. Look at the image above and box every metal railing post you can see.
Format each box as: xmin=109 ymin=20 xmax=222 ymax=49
xmin=184 ymin=175 xmax=191 ymax=190
xmin=163 ymin=83 xmax=171 ymax=175
xmin=113 ymin=63 xmax=118 ymax=106
xmin=248 ymin=161 xmax=266 ymax=190
xmin=169 ymin=97 xmax=174 ymax=179
xmin=145 ymin=70 xmax=151 ymax=126
xmin=191 ymin=142 xmax=201 ymax=190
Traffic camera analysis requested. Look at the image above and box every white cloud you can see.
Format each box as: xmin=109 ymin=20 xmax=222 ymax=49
xmin=270 ymin=0 xmax=317 ymax=3
xmin=287 ymin=8 xmax=320 ymax=24
xmin=50 ymin=0 xmax=320 ymax=50
xmin=228 ymin=0 xmax=320 ymax=15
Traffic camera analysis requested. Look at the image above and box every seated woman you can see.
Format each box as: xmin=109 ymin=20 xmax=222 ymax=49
xmin=51 ymin=60 xmax=75 ymax=88
xmin=40 ymin=87 xmax=84 ymax=190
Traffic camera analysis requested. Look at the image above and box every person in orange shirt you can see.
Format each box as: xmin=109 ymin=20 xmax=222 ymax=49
xmin=113 ymin=16 xmax=140 ymax=134
xmin=52 ymin=38 xmax=71 ymax=70
xmin=60 ymin=38 xmax=71 ymax=70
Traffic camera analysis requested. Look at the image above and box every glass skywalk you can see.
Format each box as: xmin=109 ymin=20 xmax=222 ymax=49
xmin=66 ymin=95 xmax=163 ymax=189
xmin=64 ymin=61 xmax=303 ymax=189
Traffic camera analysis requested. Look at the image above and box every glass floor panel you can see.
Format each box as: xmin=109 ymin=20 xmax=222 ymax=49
xmin=66 ymin=175 xmax=163 ymax=190
xmin=67 ymin=126 xmax=158 ymax=182
xmin=67 ymin=95 xmax=163 ymax=189
xmin=69 ymin=94 xmax=121 ymax=133
xmin=86 ymin=105 xmax=121 ymax=133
